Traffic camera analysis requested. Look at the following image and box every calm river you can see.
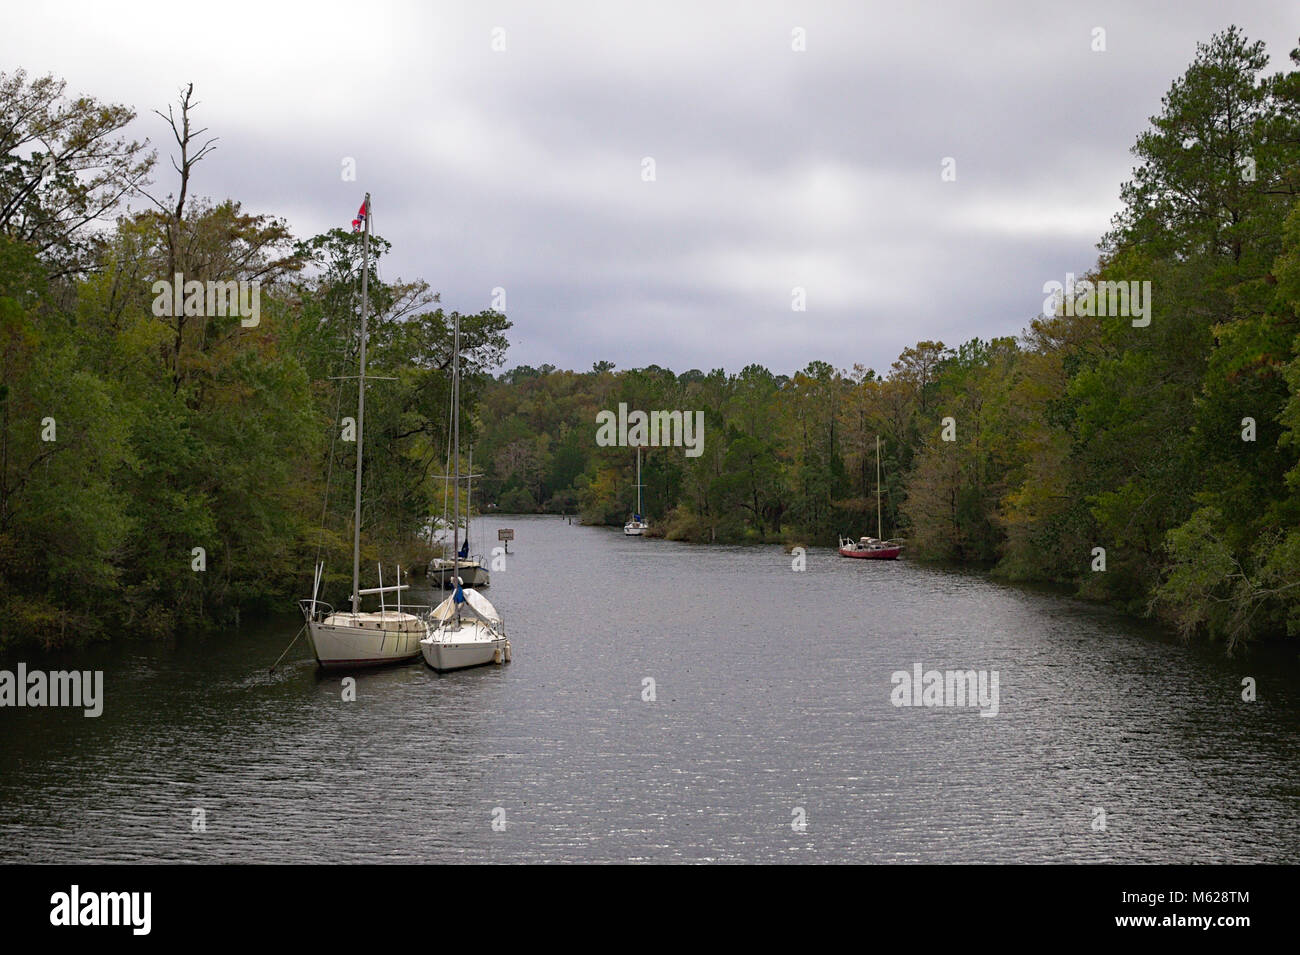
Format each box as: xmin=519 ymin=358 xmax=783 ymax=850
xmin=2 ymin=514 xmax=1297 ymax=863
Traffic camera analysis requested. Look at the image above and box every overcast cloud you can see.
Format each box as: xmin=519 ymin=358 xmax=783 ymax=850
xmin=3 ymin=1 xmax=1297 ymax=375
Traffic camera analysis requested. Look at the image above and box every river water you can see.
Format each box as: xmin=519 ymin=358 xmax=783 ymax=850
xmin=2 ymin=514 xmax=1297 ymax=863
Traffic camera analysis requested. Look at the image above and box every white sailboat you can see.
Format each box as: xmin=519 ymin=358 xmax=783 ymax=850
xmin=421 ymin=309 xmax=510 ymax=672
xmin=303 ymin=562 xmax=426 ymax=667
xmin=300 ymin=194 xmax=428 ymax=668
xmin=623 ymin=445 xmax=647 ymax=535
xmin=424 ymin=585 xmax=509 ymax=671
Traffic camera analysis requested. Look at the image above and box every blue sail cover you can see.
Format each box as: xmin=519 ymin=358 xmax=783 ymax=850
xmin=458 ymin=539 xmax=469 ymax=559
xmin=634 ymin=514 xmax=642 ymax=522
xmin=453 ymin=585 xmax=466 ymax=604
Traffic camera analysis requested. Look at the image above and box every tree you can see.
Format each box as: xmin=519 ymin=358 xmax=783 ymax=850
xmin=0 ymin=69 xmax=155 ymax=275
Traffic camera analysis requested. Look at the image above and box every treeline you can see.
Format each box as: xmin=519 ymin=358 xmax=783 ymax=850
xmin=0 ymin=75 xmax=508 ymax=647
xmin=477 ymin=28 xmax=1300 ymax=651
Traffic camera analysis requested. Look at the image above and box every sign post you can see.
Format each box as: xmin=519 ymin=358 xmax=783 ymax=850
xmin=498 ymin=528 xmax=514 ymax=553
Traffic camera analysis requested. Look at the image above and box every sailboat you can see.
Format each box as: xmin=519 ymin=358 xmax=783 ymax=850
xmin=430 ymin=446 xmax=490 ymax=588
xmin=420 ymin=309 xmax=510 ymax=672
xmin=300 ymin=194 xmax=428 ymax=666
xmin=838 ymin=435 xmax=903 ymax=560
xmin=623 ymin=445 xmax=648 ymax=535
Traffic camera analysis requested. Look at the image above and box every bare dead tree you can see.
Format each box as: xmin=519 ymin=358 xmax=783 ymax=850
xmin=140 ymin=84 xmax=217 ymax=390
xmin=144 ymin=82 xmax=217 ymax=279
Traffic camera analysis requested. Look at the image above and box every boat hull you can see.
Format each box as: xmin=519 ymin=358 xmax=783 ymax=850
xmin=623 ymin=525 xmax=645 ymax=536
xmin=838 ymin=546 xmax=902 ymax=560
xmin=420 ymin=622 xmax=507 ymax=672
xmin=430 ymin=561 xmax=490 ymax=588
xmin=306 ymin=618 xmax=424 ymax=668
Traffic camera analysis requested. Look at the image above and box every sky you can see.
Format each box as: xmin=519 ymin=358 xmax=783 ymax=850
xmin=3 ymin=1 xmax=1298 ymax=376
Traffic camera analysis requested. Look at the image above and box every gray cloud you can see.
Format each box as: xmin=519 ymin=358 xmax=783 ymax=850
xmin=4 ymin=0 xmax=1297 ymax=375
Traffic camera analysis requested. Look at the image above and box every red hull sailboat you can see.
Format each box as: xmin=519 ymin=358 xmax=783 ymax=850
xmin=838 ymin=435 xmax=903 ymax=561
xmin=839 ymin=538 xmax=902 ymax=560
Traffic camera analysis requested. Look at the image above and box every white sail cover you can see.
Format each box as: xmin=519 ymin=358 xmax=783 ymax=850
xmin=429 ymin=587 xmax=502 ymax=625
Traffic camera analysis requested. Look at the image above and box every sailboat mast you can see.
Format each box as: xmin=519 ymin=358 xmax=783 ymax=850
xmin=467 ymin=445 xmax=473 ymax=550
xmin=636 ymin=446 xmax=642 ymax=516
xmin=876 ymin=434 xmax=883 ymax=541
xmin=351 ymin=193 xmax=370 ymax=614
xmin=452 ymin=310 xmax=460 ymax=593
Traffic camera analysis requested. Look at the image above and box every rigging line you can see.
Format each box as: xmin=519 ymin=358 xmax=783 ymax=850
xmin=312 ymin=218 xmax=366 ymax=574
xmin=439 ymin=342 xmax=454 ymax=545
xmin=313 ymin=363 xmax=347 ymax=572
xmin=357 ymin=205 xmax=404 ymax=555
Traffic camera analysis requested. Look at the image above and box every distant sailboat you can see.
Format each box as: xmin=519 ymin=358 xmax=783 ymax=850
xmin=301 ymin=194 xmax=428 ymax=666
xmin=623 ymin=445 xmax=648 ymax=536
xmin=420 ymin=308 xmax=510 ymax=672
xmin=839 ymin=435 xmax=903 ymax=560
xmin=430 ymin=445 xmax=490 ymax=588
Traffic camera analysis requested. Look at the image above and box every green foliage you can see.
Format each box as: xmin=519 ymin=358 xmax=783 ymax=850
xmin=7 ymin=30 xmax=1300 ymax=656
xmin=0 ymin=77 xmax=509 ymax=647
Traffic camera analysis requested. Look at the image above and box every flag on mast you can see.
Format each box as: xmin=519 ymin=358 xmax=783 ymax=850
xmin=350 ymin=197 xmax=368 ymax=232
